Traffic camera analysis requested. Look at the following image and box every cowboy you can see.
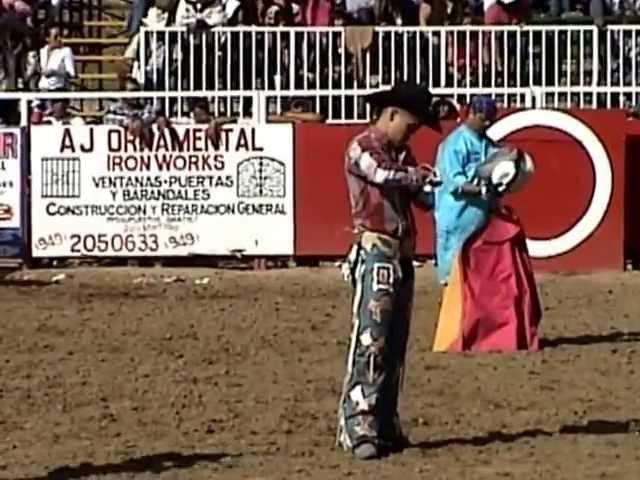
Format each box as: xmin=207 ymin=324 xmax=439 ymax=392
xmin=336 ymin=82 xmax=442 ymax=460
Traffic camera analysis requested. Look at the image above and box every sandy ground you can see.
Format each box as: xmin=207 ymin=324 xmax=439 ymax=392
xmin=1 ymin=265 xmax=639 ymax=480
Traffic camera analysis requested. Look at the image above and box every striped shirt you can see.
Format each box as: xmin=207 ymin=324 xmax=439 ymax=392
xmin=103 ymin=101 xmax=156 ymax=127
xmin=345 ymin=126 xmax=425 ymax=245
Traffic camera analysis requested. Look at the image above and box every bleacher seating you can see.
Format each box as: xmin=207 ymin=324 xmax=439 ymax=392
xmin=5 ymin=1 xmax=640 ymax=124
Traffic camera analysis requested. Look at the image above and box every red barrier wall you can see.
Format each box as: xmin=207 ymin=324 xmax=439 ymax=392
xmin=623 ymin=122 xmax=640 ymax=266
xmin=294 ymin=110 xmax=626 ymax=272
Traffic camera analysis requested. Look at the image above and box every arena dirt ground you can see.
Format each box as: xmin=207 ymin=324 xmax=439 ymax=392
xmin=1 ymin=265 xmax=640 ymax=480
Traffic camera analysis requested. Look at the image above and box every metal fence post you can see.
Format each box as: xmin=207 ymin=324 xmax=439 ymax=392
xmin=529 ymin=87 xmax=544 ymax=109
xmin=255 ymin=91 xmax=266 ymax=124
xmin=19 ymin=95 xmax=28 ymax=127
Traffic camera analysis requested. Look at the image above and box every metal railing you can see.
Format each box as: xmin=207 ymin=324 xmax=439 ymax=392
xmin=8 ymin=25 xmax=640 ymax=125
xmin=0 ymin=90 xmax=261 ymax=127
xmin=0 ymin=88 xmax=535 ymax=127
xmin=136 ymin=24 xmax=599 ymax=118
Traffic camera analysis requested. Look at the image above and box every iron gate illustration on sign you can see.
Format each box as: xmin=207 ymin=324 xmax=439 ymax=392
xmin=237 ymin=156 xmax=286 ymax=198
xmin=41 ymin=157 xmax=81 ymax=199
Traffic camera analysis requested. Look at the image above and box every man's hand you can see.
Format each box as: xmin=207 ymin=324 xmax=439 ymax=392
xmin=206 ymin=116 xmax=237 ymax=144
xmin=418 ymin=164 xmax=442 ymax=186
xmin=156 ymin=115 xmax=171 ymax=131
xmin=206 ymin=119 xmax=222 ymax=145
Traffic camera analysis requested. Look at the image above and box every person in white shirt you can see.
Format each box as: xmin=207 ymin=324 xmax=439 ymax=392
xmin=38 ymin=26 xmax=76 ymax=91
xmin=41 ymin=100 xmax=85 ymax=125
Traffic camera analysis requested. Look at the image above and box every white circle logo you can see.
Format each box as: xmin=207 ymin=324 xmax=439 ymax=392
xmin=486 ymin=110 xmax=613 ymax=259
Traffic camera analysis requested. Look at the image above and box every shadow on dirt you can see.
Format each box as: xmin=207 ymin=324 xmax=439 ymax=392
xmin=411 ymin=419 xmax=640 ymax=450
xmin=541 ymin=331 xmax=640 ymax=348
xmin=16 ymin=451 xmax=237 ymax=480
xmin=0 ymin=279 xmax=55 ymax=288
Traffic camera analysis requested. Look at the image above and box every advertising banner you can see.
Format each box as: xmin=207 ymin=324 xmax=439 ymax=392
xmin=0 ymin=128 xmax=23 ymax=258
xmin=30 ymin=124 xmax=294 ymax=257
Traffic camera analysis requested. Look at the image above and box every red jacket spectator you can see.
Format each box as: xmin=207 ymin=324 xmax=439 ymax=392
xmin=2 ymin=0 xmax=32 ymax=19
xmin=305 ymin=0 xmax=331 ymax=25
xmin=484 ymin=0 xmax=531 ymax=24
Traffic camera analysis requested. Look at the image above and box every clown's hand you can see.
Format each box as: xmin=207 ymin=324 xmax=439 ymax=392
xmin=470 ymin=177 xmax=492 ymax=199
xmin=493 ymin=181 xmax=509 ymax=195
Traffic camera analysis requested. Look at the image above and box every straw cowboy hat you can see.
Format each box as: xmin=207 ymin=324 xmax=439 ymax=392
xmin=363 ymin=82 xmax=441 ymax=130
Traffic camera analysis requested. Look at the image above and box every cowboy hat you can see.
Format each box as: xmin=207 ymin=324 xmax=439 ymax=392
xmin=363 ymin=82 xmax=441 ymax=130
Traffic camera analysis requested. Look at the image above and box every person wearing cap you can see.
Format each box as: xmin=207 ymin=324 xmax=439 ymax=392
xmin=336 ymin=82 xmax=441 ymax=460
xmin=431 ymin=95 xmax=541 ymax=353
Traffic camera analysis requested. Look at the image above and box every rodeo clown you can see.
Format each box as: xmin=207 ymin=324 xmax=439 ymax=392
xmin=337 ymin=82 xmax=442 ymax=460
xmin=431 ymin=95 xmax=542 ymax=353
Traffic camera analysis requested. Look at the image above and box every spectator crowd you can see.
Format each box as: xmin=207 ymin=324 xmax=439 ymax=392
xmin=123 ymin=0 xmax=640 ymax=33
xmin=0 ymin=0 xmax=78 ymax=124
xmin=2 ymin=0 xmax=640 ymax=126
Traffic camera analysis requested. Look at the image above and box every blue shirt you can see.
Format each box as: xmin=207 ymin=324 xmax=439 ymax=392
xmin=433 ymin=124 xmax=499 ymax=283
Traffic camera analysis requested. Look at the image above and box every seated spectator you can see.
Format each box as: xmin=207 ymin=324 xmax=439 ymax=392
xmin=123 ymin=5 xmax=169 ymax=83
xmin=549 ymin=0 xmax=571 ymax=16
xmin=342 ymin=0 xmax=376 ymax=23
xmin=265 ymin=97 xmax=325 ymax=123
xmin=22 ymin=33 xmax=39 ymax=91
xmin=484 ymin=0 xmax=531 ymax=23
xmin=191 ymin=100 xmax=235 ymax=125
xmin=41 ymin=99 xmax=85 ymax=125
xmin=37 ymin=26 xmax=76 ymax=91
xmin=305 ymin=0 xmax=332 ymax=25
xmin=433 ymin=97 xmax=461 ymax=121
xmin=2 ymin=0 xmax=32 ymax=23
xmin=262 ymin=0 xmax=301 ymax=25
xmin=331 ymin=3 xmax=349 ymax=23
xmin=145 ymin=100 xmax=236 ymax=147
xmin=421 ymin=0 xmax=448 ymax=24
xmin=103 ymin=79 xmax=156 ymax=127
xmin=227 ymin=0 xmax=257 ymax=24
xmin=0 ymin=10 xmax=34 ymax=90
xmin=371 ymin=0 xmax=434 ymax=25
xmin=190 ymin=100 xmax=237 ymax=143
xmin=590 ymin=0 xmax=623 ymax=24
xmin=45 ymin=0 xmax=60 ymax=23
xmin=175 ymin=0 xmax=227 ymax=29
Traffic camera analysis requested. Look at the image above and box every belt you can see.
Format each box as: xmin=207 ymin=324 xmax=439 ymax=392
xmin=355 ymin=230 xmax=414 ymax=259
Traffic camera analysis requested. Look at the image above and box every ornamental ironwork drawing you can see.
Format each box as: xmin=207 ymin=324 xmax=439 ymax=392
xmin=237 ymin=156 xmax=286 ymax=198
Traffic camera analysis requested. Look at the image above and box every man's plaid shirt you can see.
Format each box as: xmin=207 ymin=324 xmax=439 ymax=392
xmin=344 ymin=126 xmax=426 ymax=245
xmin=103 ymin=101 xmax=156 ymax=127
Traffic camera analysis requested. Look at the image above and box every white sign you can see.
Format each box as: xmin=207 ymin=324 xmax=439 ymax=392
xmin=30 ymin=124 xmax=294 ymax=257
xmin=0 ymin=128 xmax=21 ymax=230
